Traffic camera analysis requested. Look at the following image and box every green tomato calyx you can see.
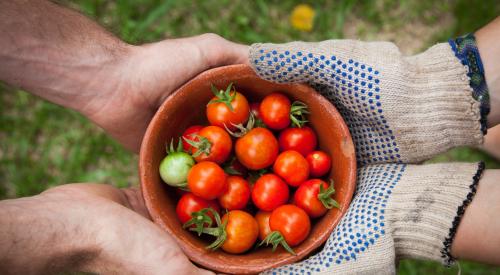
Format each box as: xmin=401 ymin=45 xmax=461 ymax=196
xmin=290 ymin=101 xmax=309 ymax=128
xmin=167 ymin=139 xmax=184 ymax=154
xmin=208 ymin=82 xmax=236 ymax=112
xmin=223 ymin=158 xmax=243 ymax=176
xmin=224 ymin=112 xmax=256 ymax=138
xmin=187 ymin=208 xmax=228 ymax=250
xmin=183 ymin=208 xmax=215 ymax=236
xmin=259 ymin=231 xmax=296 ymax=255
xmin=318 ymin=179 xmax=340 ymax=209
xmin=183 ymin=135 xmax=212 ymax=158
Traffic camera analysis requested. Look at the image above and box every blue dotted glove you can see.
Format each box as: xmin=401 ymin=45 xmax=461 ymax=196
xmin=250 ymin=39 xmax=487 ymax=165
xmin=264 ymin=162 xmax=483 ymax=274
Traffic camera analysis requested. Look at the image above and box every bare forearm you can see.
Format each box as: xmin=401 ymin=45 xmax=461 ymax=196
xmin=476 ymin=17 xmax=500 ymax=127
xmin=0 ymin=0 xmax=132 ymax=114
xmin=0 ymin=194 xmax=98 ymax=274
xmin=451 ymin=169 xmax=500 ymax=265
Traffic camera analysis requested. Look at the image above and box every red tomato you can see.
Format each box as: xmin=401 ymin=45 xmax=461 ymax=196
xmin=252 ymin=174 xmax=289 ymax=211
xmin=176 ymin=193 xmax=220 ymax=225
xmin=250 ymin=102 xmax=261 ymax=118
xmin=278 ymin=126 xmax=317 ymax=156
xmin=218 ymin=176 xmax=251 ymax=210
xmin=269 ymin=204 xmax=310 ymax=246
xmin=260 ymin=93 xmax=291 ymax=130
xmin=306 ymin=151 xmax=331 ymax=177
xmin=255 ymin=211 xmax=272 ymax=241
xmin=181 ymin=125 xmax=203 ymax=153
xmin=294 ymin=179 xmax=336 ymax=218
xmin=187 ymin=161 xmax=227 ymax=200
xmin=235 ymin=127 xmax=279 ymax=170
xmin=273 ymin=150 xmax=309 ymax=187
xmin=207 ymin=86 xmax=249 ymax=130
xmin=221 ymin=210 xmax=259 ymax=254
xmin=250 ymin=102 xmax=267 ymax=127
xmin=191 ymin=126 xmax=232 ymax=164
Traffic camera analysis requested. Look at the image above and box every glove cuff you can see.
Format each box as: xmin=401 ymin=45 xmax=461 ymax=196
xmin=385 ymin=42 xmax=484 ymax=163
xmin=387 ymin=162 xmax=484 ymax=265
xmin=448 ymin=33 xmax=490 ymax=134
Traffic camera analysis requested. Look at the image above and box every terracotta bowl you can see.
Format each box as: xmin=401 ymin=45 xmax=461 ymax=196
xmin=139 ymin=64 xmax=356 ymax=274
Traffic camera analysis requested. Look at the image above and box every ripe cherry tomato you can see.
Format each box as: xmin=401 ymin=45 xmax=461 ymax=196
xmin=252 ymin=174 xmax=289 ymax=211
xmin=207 ymin=85 xmax=249 ymax=130
xmin=260 ymin=93 xmax=291 ymax=130
xmin=270 ymin=204 xmax=310 ymax=246
xmin=306 ymin=151 xmax=331 ymax=177
xmin=235 ymin=127 xmax=279 ymax=170
xmin=294 ymin=179 xmax=337 ymax=218
xmin=176 ymin=193 xmax=220 ymax=225
xmin=273 ymin=150 xmax=309 ymax=187
xmin=250 ymin=102 xmax=268 ymax=127
xmin=221 ymin=210 xmax=259 ymax=254
xmin=218 ymin=176 xmax=251 ymax=210
xmin=191 ymin=126 xmax=232 ymax=164
xmin=249 ymin=102 xmax=261 ymax=119
xmin=255 ymin=211 xmax=272 ymax=241
xmin=187 ymin=161 xmax=227 ymax=200
xmin=278 ymin=126 xmax=317 ymax=156
xmin=181 ymin=125 xmax=203 ymax=153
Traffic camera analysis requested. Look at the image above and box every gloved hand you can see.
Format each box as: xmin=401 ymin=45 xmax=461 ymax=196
xmin=264 ymin=162 xmax=484 ymax=275
xmin=250 ymin=35 xmax=489 ymax=165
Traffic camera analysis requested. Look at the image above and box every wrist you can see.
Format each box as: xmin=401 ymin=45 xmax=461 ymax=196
xmin=475 ymin=17 xmax=500 ymax=128
xmin=73 ymin=42 xmax=139 ymax=117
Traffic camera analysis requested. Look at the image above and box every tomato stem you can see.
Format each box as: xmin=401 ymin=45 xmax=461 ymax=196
xmin=183 ymin=135 xmax=212 ymax=157
xmin=166 ymin=139 xmax=185 ymax=154
xmin=223 ymin=165 xmax=242 ymax=176
xmin=318 ymin=179 xmax=340 ymax=209
xmin=259 ymin=231 xmax=296 ymax=255
xmin=224 ymin=112 xmax=256 ymax=138
xmin=186 ymin=208 xmax=228 ymax=251
xmin=183 ymin=208 xmax=215 ymax=236
xmin=290 ymin=101 xmax=309 ymax=128
xmin=208 ymin=83 xmax=236 ymax=112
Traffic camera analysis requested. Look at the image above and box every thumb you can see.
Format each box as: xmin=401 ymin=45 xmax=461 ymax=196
xmin=152 ymin=33 xmax=249 ymax=105
xmin=192 ymin=33 xmax=249 ymax=68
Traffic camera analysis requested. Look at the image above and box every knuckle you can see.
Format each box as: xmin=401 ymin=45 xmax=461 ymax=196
xmin=199 ymin=33 xmax=223 ymax=43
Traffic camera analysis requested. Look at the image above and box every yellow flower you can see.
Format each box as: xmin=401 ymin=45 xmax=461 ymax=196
xmin=290 ymin=4 xmax=315 ymax=32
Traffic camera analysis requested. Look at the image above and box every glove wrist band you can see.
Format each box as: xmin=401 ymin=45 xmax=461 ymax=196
xmin=440 ymin=161 xmax=484 ymax=265
xmin=449 ymin=33 xmax=490 ymax=134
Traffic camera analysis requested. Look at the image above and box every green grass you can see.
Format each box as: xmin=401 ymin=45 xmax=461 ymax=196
xmin=1 ymin=0 xmax=499 ymax=274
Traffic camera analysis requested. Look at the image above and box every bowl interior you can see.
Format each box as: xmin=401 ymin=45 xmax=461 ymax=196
xmin=139 ymin=64 xmax=356 ymax=274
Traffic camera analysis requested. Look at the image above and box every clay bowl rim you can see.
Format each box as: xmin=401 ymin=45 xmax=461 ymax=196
xmin=139 ymin=64 xmax=356 ymax=274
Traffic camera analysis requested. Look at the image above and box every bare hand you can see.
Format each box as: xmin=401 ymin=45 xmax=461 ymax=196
xmin=82 ymin=34 xmax=248 ymax=152
xmin=37 ymin=184 xmax=213 ymax=274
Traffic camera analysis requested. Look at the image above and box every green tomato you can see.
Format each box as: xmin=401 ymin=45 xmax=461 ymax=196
xmin=159 ymin=151 xmax=194 ymax=187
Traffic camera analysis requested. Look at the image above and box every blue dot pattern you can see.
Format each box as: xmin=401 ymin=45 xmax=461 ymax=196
xmin=265 ymin=164 xmax=406 ymax=275
xmin=253 ymin=49 xmax=402 ymax=165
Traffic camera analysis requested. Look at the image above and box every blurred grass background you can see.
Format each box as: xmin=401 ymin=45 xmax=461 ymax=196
xmin=1 ymin=0 xmax=499 ymax=274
